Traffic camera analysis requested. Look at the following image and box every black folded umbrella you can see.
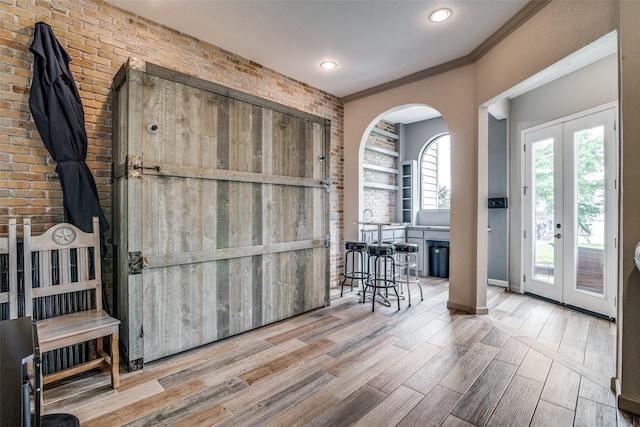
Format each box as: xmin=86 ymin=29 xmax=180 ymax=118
xmin=28 ymin=22 xmax=109 ymax=243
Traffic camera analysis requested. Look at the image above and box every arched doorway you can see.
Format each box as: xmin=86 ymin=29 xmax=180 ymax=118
xmin=356 ymin=104 xmax=453 ymax=282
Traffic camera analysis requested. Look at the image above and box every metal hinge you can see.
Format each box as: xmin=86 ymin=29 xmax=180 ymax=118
xmin=523 ymin=230 xmax=526 ymax=239
xmin=523 ymin=274 xmax=526 ymax=282
xmin=324 ymin=234 xmax=331 ymax=248
xmin=523 ymin=144 xmax=526 ymax=152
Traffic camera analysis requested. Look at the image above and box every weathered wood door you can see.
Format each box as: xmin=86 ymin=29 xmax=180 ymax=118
xmin=113 ymin=61 xmax=330 ymax=366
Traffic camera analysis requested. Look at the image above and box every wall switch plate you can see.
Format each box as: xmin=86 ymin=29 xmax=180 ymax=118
xmin=488 ymin=197 xmax=508 ymax=209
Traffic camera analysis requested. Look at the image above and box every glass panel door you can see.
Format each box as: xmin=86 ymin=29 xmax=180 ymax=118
xmin=523 ymin=106 xmax=617 ymax=319
xmin=561 ymin=108 xmax=616 ymax=317
xmin=524 ymin=124 xmax=563 ymax=303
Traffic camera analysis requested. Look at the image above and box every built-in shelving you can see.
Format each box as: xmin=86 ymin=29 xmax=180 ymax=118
xmin=400 ymin=160 xmax=418 ymax=224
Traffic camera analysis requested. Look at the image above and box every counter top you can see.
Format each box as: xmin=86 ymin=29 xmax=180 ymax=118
xmin=357 ymin=222 xmax=408 ymax=229
xmin=408 ymin=225 xmax=451 ymax=231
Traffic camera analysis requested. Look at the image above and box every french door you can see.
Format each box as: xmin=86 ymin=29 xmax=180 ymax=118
xmin=523 ymin=106 xmax=617 ymax=319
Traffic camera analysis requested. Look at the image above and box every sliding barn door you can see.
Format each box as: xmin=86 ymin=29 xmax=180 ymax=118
xmin=113 ymin=62 xmax=330 ymax=366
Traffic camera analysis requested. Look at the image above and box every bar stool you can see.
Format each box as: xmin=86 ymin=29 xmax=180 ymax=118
xmin=365 ymin=244 xmax=400 ymax=312
xmin=341 ymin=241 xmax=369 ymax=297
xmin=394 ymin=242 xmax=423 ymax=306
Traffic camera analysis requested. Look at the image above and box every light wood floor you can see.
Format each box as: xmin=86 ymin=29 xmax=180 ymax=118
xmin=45 ymin=279 xmax=637 ymax=426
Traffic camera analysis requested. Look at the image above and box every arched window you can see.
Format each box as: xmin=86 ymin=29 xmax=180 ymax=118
xmin=420 ymin=133 xmax=451 ymax=209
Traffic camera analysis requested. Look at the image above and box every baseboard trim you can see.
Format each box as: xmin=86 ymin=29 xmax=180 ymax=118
xmin=614 ymin=377 xmax=640 ymax=418
xmin=488 ymin=279 xmax=508 ymax=288
xmin=618 ymin=392 xmax=640 ymax=416
xmin=447 ymin=301 xmax=489 ymax=315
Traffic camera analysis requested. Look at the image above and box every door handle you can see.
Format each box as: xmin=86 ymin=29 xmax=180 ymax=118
xmin=555 ymin=233 xmax=562 ymax=239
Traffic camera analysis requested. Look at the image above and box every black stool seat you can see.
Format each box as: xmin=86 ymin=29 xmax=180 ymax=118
xmin=368 ymin=244 xmax=396 ymax=256
xmin=345 ymin=241 xmax=368 ymax=251
xmin=41 ymin=413 xmax=81 ymax=427
xmin=341 ymin=241 xmax=370 ymax=297
xmin=394 ymin=243 xmax=419 ymax=252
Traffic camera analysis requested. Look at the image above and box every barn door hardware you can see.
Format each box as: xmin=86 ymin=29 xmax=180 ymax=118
xmin=322 ymin=178 xmax=331 ymax=192
xmin=128 ymin=251 xmax=143 ymax=274
xmin=133 ymin=164 xmax=160 ymax=172
xmin=125 ymin=155 xmax=160 ymax=178
xmin=325 ymin=234 xmax=331 ymax=248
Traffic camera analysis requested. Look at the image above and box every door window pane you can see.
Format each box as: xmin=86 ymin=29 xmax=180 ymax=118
xmin=575 ymin=126 xmax=605 ymax=295
xmin=533 ymin=138 xmax=555 ymax=283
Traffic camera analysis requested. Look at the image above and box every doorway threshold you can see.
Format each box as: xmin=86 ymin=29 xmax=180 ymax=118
xmin=524 ymin=292 xmax=615 ymax=322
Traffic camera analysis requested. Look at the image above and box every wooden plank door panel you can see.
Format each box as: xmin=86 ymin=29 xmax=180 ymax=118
xmin=136 ymin=71 xmax=328 ymax=362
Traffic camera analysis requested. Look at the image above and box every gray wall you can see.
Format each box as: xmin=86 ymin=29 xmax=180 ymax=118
xmin=399 ymin=116 xmax=449 ymax=163
xmin=396 ymin=116 xmax=449 ymax=222
xmin=508 ymin=53 xmax=618 ymax=292
xmin=488 ymin=115 xmax=508 ymax=282
xmin=398 ymin=115 xmax=508 ymax=282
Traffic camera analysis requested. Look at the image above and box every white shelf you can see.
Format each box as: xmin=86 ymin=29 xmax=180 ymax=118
xmin=371 ymin=128 xmax=399 ymax=140
xmin=364 ymin=145 xmax=399 ymax=157
xmin=364 ymin=182 xmax=399 ymax=191
xmin=363 ymin=163 xmax=399 ymax=174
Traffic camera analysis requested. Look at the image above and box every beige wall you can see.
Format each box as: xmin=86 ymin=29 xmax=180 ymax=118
xmin=474 ymin=1 xmax=618 ymax=104
xmin=344 ymin=65 xmax=478 ymax=311
xmin=619 ymin=0 xmax=640 ymax=414
xmin=344 ymin=1 xmax=619 ymax=314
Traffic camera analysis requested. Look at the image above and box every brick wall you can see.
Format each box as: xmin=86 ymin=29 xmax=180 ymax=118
xmin=0 ymin=0 xmax=345 ymax=296
xmin=362 ymin=120 xmax=397 ymax=222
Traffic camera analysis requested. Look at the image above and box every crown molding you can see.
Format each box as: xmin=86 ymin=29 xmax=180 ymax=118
xmin=342 ymin=0 xmax=552 ymax=103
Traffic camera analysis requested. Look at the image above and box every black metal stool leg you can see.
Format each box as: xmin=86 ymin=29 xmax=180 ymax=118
xmin=342 ymin=242 xmax=369 ymax=298
xmin=367 ymin=245 xmax=399 ymax=312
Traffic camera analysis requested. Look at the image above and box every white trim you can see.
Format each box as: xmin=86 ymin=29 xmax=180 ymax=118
xmin=520 ymin=102 xmax=618 ymax=134
xmin=488 ymin=278 xmax=508 ymax=287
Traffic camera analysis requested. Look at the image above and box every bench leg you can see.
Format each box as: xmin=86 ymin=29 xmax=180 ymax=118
xmin=39 ymin=366 xmax=44 ymax=416
xmin=96 ymin=335 xmax=104 ymax=356
xmin=111 ymin=333 xmax=120 ymax=389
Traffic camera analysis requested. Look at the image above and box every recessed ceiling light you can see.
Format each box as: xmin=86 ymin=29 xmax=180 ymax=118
xmin=320 ymin=60 xmax=337 ymax=70
xmin=429 ymin=8 xmax=452 ymax=23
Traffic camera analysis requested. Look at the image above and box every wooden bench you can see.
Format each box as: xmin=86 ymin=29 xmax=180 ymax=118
xmin=0 ymin=219 xmax=17 ymax=320
xmin=23 ymin=217 xmax=120 ymax=409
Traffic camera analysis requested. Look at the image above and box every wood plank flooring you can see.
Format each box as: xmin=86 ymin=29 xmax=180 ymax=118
xmin=44 ymin=280 xmax=638 ymax=426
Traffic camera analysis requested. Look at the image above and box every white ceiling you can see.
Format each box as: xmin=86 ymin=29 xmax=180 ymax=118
xmin=103 ymin=1 xmax=616 ymax=125
xmin=105 ymin=0 xmax=529 ymax=99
